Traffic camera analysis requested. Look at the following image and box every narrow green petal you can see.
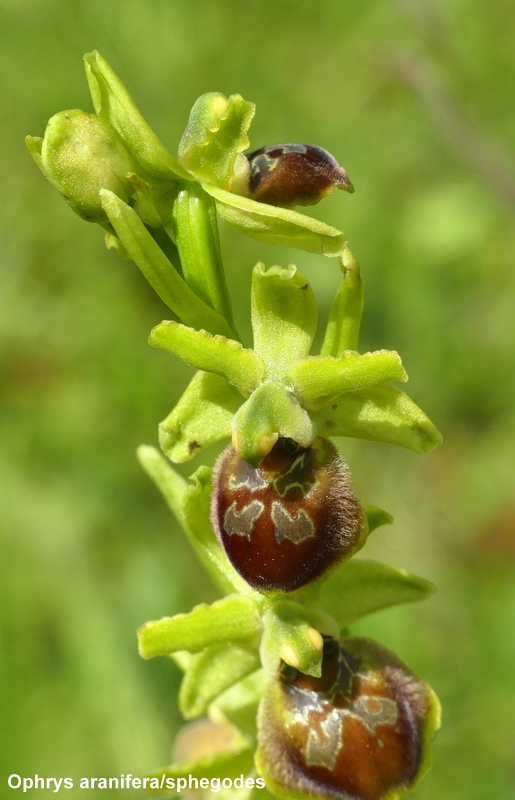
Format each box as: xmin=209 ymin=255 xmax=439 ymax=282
xmin=311 ymin=384 xmax=443 ymax=454
xmin=101 ymin=190 xmax=234 ymax=337
xmin=25 ymin=135 xmax=46 ymax=174
xmin=179 ymin=644 xmax=260 ymax=719
xmin=318 ymin=559 xmax=436 ymax=629
xmin=138 ymin=594 xmax=262 ymax=659
xmin=137 ymin=444 xmax=188 ymax=524
xmin=233 ymin=382 xmax=314 ymax=467
xmin=159 ymin=371 xmax=240 ymax=463
xmin=203 ymin=183 xmax=345 ymax=257
xmin=251 ymin=263 xmax=317 ymax=379
xmin=84 ymin=50 xmax=189 ymax=180
xmin=179 ymin=91 xmax=255 ymax=189
xmin=291 ymin=350 xmax=407 ymax=409
xmin=149 ymin=321 xmax=265 ymax=397
xmin=320 ymin=246 xmax=364 ymax=356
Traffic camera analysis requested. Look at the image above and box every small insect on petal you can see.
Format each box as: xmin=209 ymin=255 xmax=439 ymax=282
xmin=256 ymin=636 xmax=441 ymax=800
xmin=246 ymin=144 xmax=354 ymax=208
xmin=211 ymin=436 xmax=365 ymax=592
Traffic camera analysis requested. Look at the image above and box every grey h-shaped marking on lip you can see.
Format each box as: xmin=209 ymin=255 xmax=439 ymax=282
xmin=224 ymin=500 xmax=264 ymax=539
xmin=271 ymin=501 xmax=316 ymax=544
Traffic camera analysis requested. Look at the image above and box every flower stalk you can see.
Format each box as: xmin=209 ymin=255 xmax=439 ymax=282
xmin=28 ymin=51 xmax=442 ymax=799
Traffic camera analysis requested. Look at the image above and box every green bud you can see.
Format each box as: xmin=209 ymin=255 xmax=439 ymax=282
xmin=31 ymin=110 xmax=137 ymax=224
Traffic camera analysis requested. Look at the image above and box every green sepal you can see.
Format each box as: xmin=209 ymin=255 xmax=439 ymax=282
xmin=178 ymin=91 xmax=255 ymax=189
xmin=290 ymin=350 xmax=408 ymax=410
xmin=364 ymin=505 xmax=394 ymax=533
xmin=320 ymin=246 xmax=364 ymax=356
xmin=318 ymin=559 xmax=436 ymax=630
xmin=251 ymin=263 xmax=317 ymax=380
xmin=233 ymin=382 xmax=314 ymax=467
xmin=203 ymin=183 xmax=345 ymax=257
xmin=145 ymin=746 xmax=254 ymax=795
xmin=25 ymin=135 xmax=45 ymax=173
xmin=311 ymin=384 xmax=443 ymax=454
xmin=171 ymin=183 xmax=234 ymax=325
xmin=137 ymin=449 xmax=247 ymax=594
xmin=84 ymin=50 xmax=189 ymax=181
xmin=129 ymin=172 xmax=178 ymax=228
xmin=159 ymin=371 xmax=240 ymax=463
xmin=101 ymin=190 xmax=233 ymax=337
xmin=138 ymin=594 xmax=262 ymax=659
xmin=179 ymin=644 xmax=260 ymax=719
xmin=211 ymin=668 xmax=268 ymax=738
xmin=260 ymin=600 xmax=339 ymax=679
xmin=149 ymin=321 xmax=264 ymax=397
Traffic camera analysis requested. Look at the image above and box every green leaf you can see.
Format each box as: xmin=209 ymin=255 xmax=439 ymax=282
xmin=320 ymin=246 xmax=364 ymax=356
xmin=364 ymin=505 xmax=394 ymax=533
xmin=318 ymin=559 xmax=436 ymax=629
xmin=84 ymin=50 xmax=189 ymax=181
xmin=233 ymin=381 xmax=314 ymax=467
xmin=290 ymin=350 xmax=407 ymax=409
xmin=260 ymin=601 xmax=339 ymax=679
xmin=145 ymin=747 xmax=254 ymax=794
xmin=149 ymin=321 xmax=264 ymax=397
xmin=311 ymin=384 xmax=443 ymax=454
xmin=171 ymin=183 xmax=234 ymax=326
xmin=179 ymin=643 xmax=260 ymax=719
xmin=101 ymin=191 xmax=234 ymax=337
xmin=203 ymin=183 xmax=345 ymax=256
xmin=211 ymin=669 xmax=268 ymax=738
xmin=251 ymin=263 xmax=317 ymax=379
xmin=138 ymin=594 xmax=262 ymax=659
xmin=159 ymin=371 xmax=240 ymax=463
xmin=178 ymin=91 xmax=255 ymax=189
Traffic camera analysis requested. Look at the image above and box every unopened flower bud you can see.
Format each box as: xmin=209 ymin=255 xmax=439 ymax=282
xmin=211 ymin=436 xmax=365 ymax=592
xmin=246 ymin=144 xmax=354 ymax=208
xmin=35 ymin=110 xmax=137 ymax=224
xmin=257 ymin=636 xmax=440 ymax=800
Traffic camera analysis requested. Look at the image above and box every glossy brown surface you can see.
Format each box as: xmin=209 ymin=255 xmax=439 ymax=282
xmin=257 ymin=637 xmax=433 ymax=800
xmin=246 ymin=143 xmax=354 ymax=208
xmin=211 ymin=437 xmax=364 ymax=592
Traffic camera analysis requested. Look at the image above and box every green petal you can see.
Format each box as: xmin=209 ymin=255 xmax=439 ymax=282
xmin=233 ymin=381 xmax=314 ymax=467
xmin=149 ymin=321 xmax=265 ymax=397
xmin=260 ymin=601 xmax=339 ymax=679
xmin=179 ymin=643 xmax=260 ymax=719
xmin=138 ymin=594 xmax=262 ymax=659
xmin=179 ymin=91 xmax=255 ymax=189
xmin=318 ymin=559 xmax=436 ymax=629
xmin=203 ymin=183 xmax=345 ymax=256
xmin=251 ymin=263 xmax=317 ymax=379
xmin=84 ymin=50 xmax=189 ymax=180
xmin=291 ymin=350 xmax=407 ymax=409
xmin=159 ymin=371 xmax=240 ymax=463
xmin=320 ymin=246 xmax=364 ymax=356
xmin=311 ymin=384 xmax=443 ymax=454
xmin=101 ymin=190 xmax=234 ymax=337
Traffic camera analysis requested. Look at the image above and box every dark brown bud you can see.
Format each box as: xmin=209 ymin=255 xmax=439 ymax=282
xmin=246 ymin=144 xmax=354 ymax=208
xmin=211 ymin=436 xmax=365 ymax=593
xmin=256 ymin=636 xmax=441 ymax=800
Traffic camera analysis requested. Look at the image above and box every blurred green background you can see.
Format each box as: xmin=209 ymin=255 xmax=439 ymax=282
xmin=1 ymin=0 xmax=515 ymax=797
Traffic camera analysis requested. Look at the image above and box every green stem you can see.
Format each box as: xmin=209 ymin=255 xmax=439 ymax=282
xmin=171 ymin=183 xmax=236 ymax=334
xmin=320 ymin=244 xmax=364 ymax=355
